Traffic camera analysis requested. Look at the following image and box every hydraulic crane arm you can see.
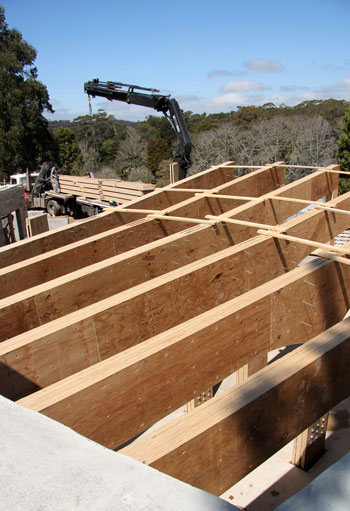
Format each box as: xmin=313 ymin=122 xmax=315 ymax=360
xmin=84 ymin=79 xmax=192 ymax=179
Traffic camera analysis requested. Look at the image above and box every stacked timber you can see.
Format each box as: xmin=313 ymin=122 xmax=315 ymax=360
xmin=57 ymin=174 xmax=155 ymax=204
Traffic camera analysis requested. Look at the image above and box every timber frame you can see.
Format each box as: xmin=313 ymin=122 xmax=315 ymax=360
xmin=0 ymin=185 xmax=27 ymax=246
xmin=1 ymin=161 xmax=349 ymax=499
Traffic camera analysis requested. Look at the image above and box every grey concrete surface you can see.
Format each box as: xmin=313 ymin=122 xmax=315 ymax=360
xmin=276 ymin=454 xmax=350 ymax=511
xmin=0 ymin=397 xmax=237 ymax=511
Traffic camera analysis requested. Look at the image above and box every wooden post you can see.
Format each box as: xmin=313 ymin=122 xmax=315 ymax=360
xmin=170 ymin=162 xmax=179 ymax=184
xmin=236 ymin=352 xmax=267 ymax=384
xmin=292 ymin=413 xmax=329 ymax=470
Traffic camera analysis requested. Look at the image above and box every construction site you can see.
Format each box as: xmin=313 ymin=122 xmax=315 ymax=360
xmin=1 ymin=161 xmax=350 ymax=510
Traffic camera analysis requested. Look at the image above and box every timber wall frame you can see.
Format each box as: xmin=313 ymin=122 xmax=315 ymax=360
xmin=0 ymin=185 xmax=27 ymax=246
xmin=1 ymin=161 xmax=350 ymax=500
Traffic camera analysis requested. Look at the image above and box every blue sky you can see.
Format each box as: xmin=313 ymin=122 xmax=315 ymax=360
xmin=3 ymin=0 xmax=350 ymax=122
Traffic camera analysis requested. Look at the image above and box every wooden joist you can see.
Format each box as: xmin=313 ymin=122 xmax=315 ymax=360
xmin=2 ymin=203 xmax=349 ymax=397
xmin=1 ymin=161 xmax=349 ymax=498
xmin=0 ymin=162 xmax=239 ymax=268
xmin=121 ymin=318 xmax=350 ymax=495
xmin=16 ymin=257 xmax=350 ymax=449
xmin=0 ymin=165 xmax=338 ymax=299
xmin=1 ymin=190 xmax=349 ymax=342
xmin=0 ymin=230 xmax=326 ymax=397
xmin=0 ymin=164 xmax=285 ymax=297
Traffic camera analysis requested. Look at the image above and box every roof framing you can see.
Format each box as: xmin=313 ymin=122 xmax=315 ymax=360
xmin=1 ymin=161 xmax=349 ymax=500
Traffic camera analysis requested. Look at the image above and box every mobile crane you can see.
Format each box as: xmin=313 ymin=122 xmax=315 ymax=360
xmin=84 ymin=79 xmax=193 ymax=180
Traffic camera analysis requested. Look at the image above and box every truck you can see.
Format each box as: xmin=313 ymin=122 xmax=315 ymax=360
xmin=9 ymin=171 xmax=40 ymax=189
xmin=26 ymin=162 xmax=155 ymax=217
xmin=18 ymin=80 xmax=192 ymax=217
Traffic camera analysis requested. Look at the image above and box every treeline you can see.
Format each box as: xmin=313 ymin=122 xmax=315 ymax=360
xmin=2 ymin=4 xmax=350 ymax=189
xmin=46 ymin=99 xmax=349 ymax=186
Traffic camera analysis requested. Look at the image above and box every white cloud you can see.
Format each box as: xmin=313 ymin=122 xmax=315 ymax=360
xmin=258 ymin=94 xmax=287 ymax=106
xmin=96 ymin=100 xmax=154 ymax=121
xmin=314 ymin=77 xmax=350 ymax=96
xmin=44 ymin=98 xmax=73 ymax=120
xmin=332 ymin=77 xmax=350 ymax=91
xmin=221 ymin=80 xmax=270 ymax=93
xmin=169 ymin=92 xmax=252 ymax=114
xmin=207 ymin=69 xmax=246 ymax=78
xmin=280 ymin=85 xmax=310 ymax=92
xmin=244 ymin=59 xmax=285 ymax=73
xmin=292 ymin=91 xmax=324 ymax=102
xmin=322 ymin=62 xmax=350 ymax=72
xmin=176 ymin=95 xmax=202 ymax=104
xmin=211 ymin=92 xmax=251 ymax=106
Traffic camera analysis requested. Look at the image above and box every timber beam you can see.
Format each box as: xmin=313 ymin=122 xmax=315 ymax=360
xmin=0 ymin=162 xmax=248 ymax=268
xmin=121 ymin=318 xmax=350 ymax=495
xmin=0 ymin=164 xmax=284 ymax=296
xmin=1 ymin=191 xmax=350 ymax=342
xmin=0 ymin=165 xmax=338 ymax=299
xmin=16 ymin=257 xmax=350 ymax=449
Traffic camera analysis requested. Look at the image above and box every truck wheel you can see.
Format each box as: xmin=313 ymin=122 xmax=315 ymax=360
xmin=46 ymin=200 xmax=61 ymax=216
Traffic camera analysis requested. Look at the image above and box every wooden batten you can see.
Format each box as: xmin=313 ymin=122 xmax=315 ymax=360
xmin=0 ymin=164 xmax=285 ymax=296
xmin=0 ymin=166 xmax=339 ymax=299
xmin=0 ymin=162 xmax=238 ymax=268
xmin=1 ymin=191 xmax=350 ymax=342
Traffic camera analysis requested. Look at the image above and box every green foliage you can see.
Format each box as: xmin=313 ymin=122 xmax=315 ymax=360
xmin=100 ymin=138 xmax=119 ymax=164
xmin=337 ymin=106 xmax=350 ymax=172
xmin=48 ymin=94 xmax=348 ymax=184
xmin=0 ymin=6 xmax=54 ymax=178
xmin=147 ymin=138 xmax=168 ymax=175
xmin=339 ymin=177 xmax=350 ymax=195
xmin=53 ymin=127 xmax=82 ymax=173
xmin=137 ymin=115 xmax=173 ymax=149
xmin=71 ymin=111 xmax=127 ymax=172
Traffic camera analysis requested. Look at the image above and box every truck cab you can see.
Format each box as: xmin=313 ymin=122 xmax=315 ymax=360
xmin=10 ymin=172 xmax=40 ymax=191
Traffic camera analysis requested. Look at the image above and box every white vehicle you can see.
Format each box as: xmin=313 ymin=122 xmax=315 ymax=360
xmin=10 ymin=172 xmax=39 ymax=190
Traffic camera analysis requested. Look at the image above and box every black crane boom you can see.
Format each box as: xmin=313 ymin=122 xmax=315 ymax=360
xmin=84 ymin=79 xmax=192 ymax=179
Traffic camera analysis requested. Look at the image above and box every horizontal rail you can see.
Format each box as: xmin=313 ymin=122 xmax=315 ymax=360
xmin=147 ymin=214 xmax=217 ymax=226
xmin=205 ymin=215 xmax=278 ymax=230
xmin=266 ymin=195 xmax=350 ymax=216
xmin=258 ymin=229 xmax=350 ymax=255
xmin=196 ymin=193 xmax=260 ymax=201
